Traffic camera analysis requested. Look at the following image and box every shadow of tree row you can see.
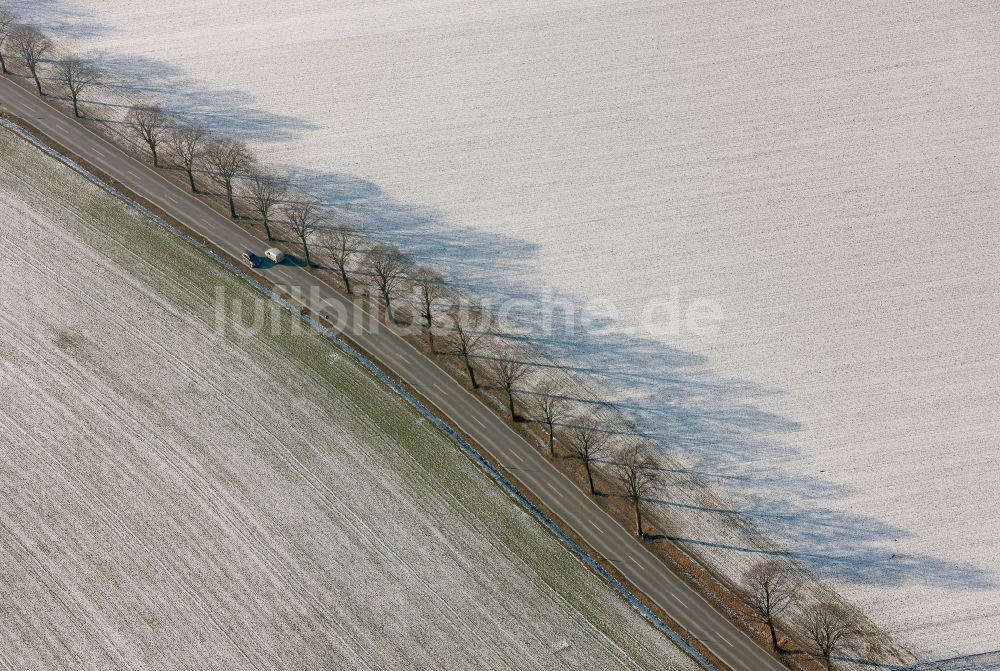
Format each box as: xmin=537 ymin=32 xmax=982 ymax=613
xmin=257 ymin=164 xmax=998 ymax=594
xmin=11 ymin=0 xmax=313 ymax=142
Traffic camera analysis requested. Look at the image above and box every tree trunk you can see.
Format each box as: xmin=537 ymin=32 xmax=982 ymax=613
xmin=32 ymin=71 xmax=43 ymax=96
xmin=186 ymin=168 xmax=198 ymax=193
xmin=507 ymin=391 xmax=516 ymax=420
xmin=768 ymin=621 xmax=780 ymax=652
xmin=547 ymin=426 xmax=555 ymax=456
xmin=426 ymin=328 xmax=434 ymax=353
xmin=72 ymin=96 xmax=80 ymax=117
xmin=262 ymin=218 xmax=273 ymax=240
xmin=340 ymin=268 xmax=352 ymax=295
xmin=585 ymin=461 xmax=596 ymax=495
xmin=464 ymin=358 xmax=478 ymax=389
xmin=634 ymin=500 xmax=643 ymax=537
xmin=823 ymin=656 xmax=832 ymax=671
xmin=382 ymin=291 xmax=393 ymax=322
xmin=0 ymin=53 xmax=8 ymax=75
xmin=227 ymin=186 xmax=237 ymax=218
xmin=302 ymin=240 xmax=311 ymax=266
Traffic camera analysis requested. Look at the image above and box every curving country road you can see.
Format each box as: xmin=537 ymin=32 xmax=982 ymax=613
xmin=0 ymin=74 xmax=786 ymax=671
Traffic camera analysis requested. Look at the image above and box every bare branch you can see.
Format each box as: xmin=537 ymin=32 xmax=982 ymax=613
xmin=531 ymin=381 xmax=570 ymax=456
xmin=611 ymin=442 xmax=663 ymax=537
xmin=167 ymin=123 xmax=207 ymax=193
xmin=739 ymin=559 xmax=798 ymax=653
xmin=10 ymin=25 xmax=52 ymax=96
xmin=363 ymin=244 xmax=412 ymax=322
xmin=55 ymin=55 xmax=100 ymax=117
xmin=804 ymin=601 xmax=857 ymax=671
xmin=444 ymin=303 xmax=490 ymax=389
xmin=241 ymin=168 xmax=286 ymax=241
xmin=319 ymin=224 xmax=365 ymax=296
xmin=204 ymin=138 xmax=253 ymax=218
xmin=410 ymin=266 xmax=449 ymax=352
xmin=562 ymin=416 xmax=611 ymax=495
xmin=125 ymin=103 xmax=170 ymax=167
xmin=0 ymin=9 xmax=19 ymax=76
xmin=284 ymin=198 xmax=323 ymax=267
xmin=486 ymin=345 xmax=531 ymax=421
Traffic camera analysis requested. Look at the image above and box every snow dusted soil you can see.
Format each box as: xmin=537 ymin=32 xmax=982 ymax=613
xmin=0 ymin=127 xmax=698 ymax=670
xmin=11 ymin=0 xmax=1000 ymax=660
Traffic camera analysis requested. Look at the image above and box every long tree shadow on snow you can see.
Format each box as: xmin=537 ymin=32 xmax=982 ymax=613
xmin=11 ymin=0 xmax=313 ymax=143
xmin=287 ymin=167 xmax=997 ymax=594
xmin=82 ymin=52 xmax=314 ymax=143
xmin=16 ymin=0 xmax=996 ymax=595
xmin=6 ymin=0 xmax=107 ymax=40
xmin=646 ymin=496 xmax=995 ymax=589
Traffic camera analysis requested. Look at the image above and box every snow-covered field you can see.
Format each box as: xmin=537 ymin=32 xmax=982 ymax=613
xmin=10 ymin=0 xmax=1000 ymax=660
xmin=0 ymin=126 xmax=698 ymax=670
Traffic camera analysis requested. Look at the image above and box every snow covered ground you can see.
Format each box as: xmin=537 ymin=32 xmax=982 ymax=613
xmin=0 ymin=126 xmax=698 ymax=670
xmin=10 ymin=0 xmax=1000 ymax=660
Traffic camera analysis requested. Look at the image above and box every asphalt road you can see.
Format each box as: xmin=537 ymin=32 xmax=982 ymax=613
xmin=0 ymin=74 xmax=786 ymax=671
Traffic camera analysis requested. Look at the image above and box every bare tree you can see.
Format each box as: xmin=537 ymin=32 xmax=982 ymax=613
xmin=411 ymin=266 xmax=449 ymax=352
xmin=739 ymin=559 xmax=798 ymax=652
xmin=611 ymin=442 xmax=663 ymax=538
xmin=284 ymin=198 xmax=322 ymax=266
xmin=242 ymin=168 xmax=286 ymax=240
xmin=0 ymin=9 xmax=16 ymax=76
xmin=445 ymin=304 xmax=489 ymax=389
xmin=532 ymin=381 xmax=569 ymax=456
xmin=320 ymin=223 xmax=363 ymax=295
xmin=167 ymin=123 xmax=206 ymax=192
xmin=364 ymin=244 xmax=411 ymax=322
xmin=10 ymin=25 xmax=52 ymax=96
xmin=563 ymin=416 xmax=610 ymax=495
xmin=204 ymin=138 xmax=252 ymax=218
xmin=55 ymin=55 xmax=99 ymax=117
xmin=487 ymin=345 xmax=530 ymax=421
xmin=126 ymin=103 xmax=170 ymax=167
xmin=805 ymin=601 xmax=856 ymax=671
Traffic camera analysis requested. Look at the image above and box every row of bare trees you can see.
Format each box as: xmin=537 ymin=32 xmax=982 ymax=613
xmin=122 ymin=102 xmax=255 ymax=216
xmin=282 ymin=223 xmax=668 ymax=540
xmin=119 ymin=92 xmax=468 ymax=347
xmin=0 ymin=7 xmax=277 ymax=238
xmin=124 ymin=103 xmax=323 ymax=253
xmin=119 ymin=100 xmax=335 ymax=265
xmin=339 ymin=253 xmax=667 ymax=542
xmin=740 ymin=558 xmax=868 ymax=669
